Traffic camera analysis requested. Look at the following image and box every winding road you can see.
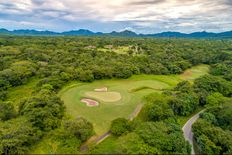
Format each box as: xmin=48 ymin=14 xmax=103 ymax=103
xmin=182 ymin=110 xmax=205 ymax=155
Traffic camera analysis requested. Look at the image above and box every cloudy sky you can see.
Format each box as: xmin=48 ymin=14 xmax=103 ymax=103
xmin=0 ymin=0 xmax=232 ymax=33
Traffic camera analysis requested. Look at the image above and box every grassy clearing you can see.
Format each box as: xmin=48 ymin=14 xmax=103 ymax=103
xmin=97 ymin=46 xmax=130 ymax=55
xmin=180 ymin=64 xmax=209 ymax=81
xmin=7 ymin=77 xmax=39 ymax=108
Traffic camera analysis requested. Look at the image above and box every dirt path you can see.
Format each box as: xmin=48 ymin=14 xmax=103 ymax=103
xmin=80 ymin=104 xmax=143 ymax=152
xmin=182 ymin=109 xmax=205 ymax=154
xmin=128 ymin=104 xmax=143 ymax=121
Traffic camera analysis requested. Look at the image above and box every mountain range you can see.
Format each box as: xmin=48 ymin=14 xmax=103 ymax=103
xmin=0 ymin=28 xmax=232 ymax=38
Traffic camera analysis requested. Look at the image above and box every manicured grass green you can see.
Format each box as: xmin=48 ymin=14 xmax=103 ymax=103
xmin=60 ymin=64 xmax=209 ymax=135
xmin=85 ymin=91 xmax=122 ymax=102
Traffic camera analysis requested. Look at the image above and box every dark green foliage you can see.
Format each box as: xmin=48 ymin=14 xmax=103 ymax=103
xmin=168 ymin=92 xmax=199 ymax=116
xmin=116 ymin=132 xmax=160 ymax=154
xmin=174 ymin=81 xmax=192 ymax=93
xmin=0 ymin=91 xmax=7 ymax=101
xmin=194 ymin=75 xmax=232 ymax=97
xmin=19 ymin=95 xmax=65 ymax=131
xmin=75 ymin=68 xmax=94 ymax=82
xmin=0 ymin=79 xmax=10 ymax=91
xmin=224 ymin=72 xmax=232 ymax=81
xmin=210 ymin=62 xmax=232 ymax=82
xmin=0 ymin=61 xmax=36 ymax=87
xmin=0 ymin=79 xmax=10 ymax=101
xmin=0 ymin=101 xmax=16 ymax=121
xmin=210 ymin=104 xmax=232 ymax=131
xmin=143 ymin=93 xmax=174 ymax=121
xmin=50 ymin=131 xmax=81 ymax=154
xmin=63 ymin=117 xmax=94 ymax=142
xmin=36 ymin=78 xmax=65 ymax=91
xmin=0 ymin=117 xmax=38 ymax=154
xmin=193 ymin=104 xmax=232 ymax=154
xmin=200 ymin=112 xmax=217 ymax=124
xmin=135 ymin=122 xmax=191 ymax=154
xmin=196 ymin=134 xmax=221 ymax=154
xmin=111 ymin=118 xmax=130 ymax=136
xmin=206 ymin=92 xmax=225 ymax=107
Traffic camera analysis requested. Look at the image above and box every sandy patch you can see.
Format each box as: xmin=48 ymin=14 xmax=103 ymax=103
xmin=94 ymin=87 xmax=108 ymax=92
xmin=81 ymin=98 xmax=99 ymax=107
xmin=181 ymin=70 xmax=193 ymax=80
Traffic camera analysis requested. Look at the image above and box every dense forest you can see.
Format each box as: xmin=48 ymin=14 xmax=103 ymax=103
xmin=0 ymin=36 xmax=232 ymax=154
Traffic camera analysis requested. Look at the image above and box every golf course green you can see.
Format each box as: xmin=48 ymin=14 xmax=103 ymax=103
xmin=60 ymin=65 xmax=209 ymax=135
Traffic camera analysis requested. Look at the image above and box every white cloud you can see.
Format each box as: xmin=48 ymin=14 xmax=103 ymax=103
xmin=0 ymin=0 xmax=231 ymax=33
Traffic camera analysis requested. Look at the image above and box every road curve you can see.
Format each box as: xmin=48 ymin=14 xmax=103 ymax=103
xmin=182 ymin=110 xmax=205 ymax=155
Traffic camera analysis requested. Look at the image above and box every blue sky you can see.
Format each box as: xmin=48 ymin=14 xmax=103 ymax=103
xmin=0 ymin=0 xmax=232 ymax=33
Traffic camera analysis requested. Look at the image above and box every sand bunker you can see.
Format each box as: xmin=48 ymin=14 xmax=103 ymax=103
xmin=81 ymin=98 xmax=99 ymax=107
xmin=94 ymin=87 xmax=108 ymax=92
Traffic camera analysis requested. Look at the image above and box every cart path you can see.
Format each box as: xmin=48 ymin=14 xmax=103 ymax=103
xmin=80 ymin=103 xmax=143 ymax=152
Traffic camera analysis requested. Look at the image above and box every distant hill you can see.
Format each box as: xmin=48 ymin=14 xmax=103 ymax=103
xmin=0 ymin=28 xmax=10 ymax=34
xmin=62 ymin=29 xmax=95 ymax=36
xmin=0 ymin=28 xmax=232 ymax=38
xmin=107 ymin=30 xmax=138 ymax=37
xmin=145 ymin=32 xmax=187 ymax=38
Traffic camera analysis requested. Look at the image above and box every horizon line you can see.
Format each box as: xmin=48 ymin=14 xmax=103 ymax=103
xmin=1 ymin=28 xmax=231 ymax=35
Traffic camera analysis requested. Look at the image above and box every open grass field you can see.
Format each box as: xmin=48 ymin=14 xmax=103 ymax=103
xmin=7 ymin=77 xmax=39 ymax=110
xmin=59 ymin=64 xmax=209 ymax=135
xmin=180 ymin=65 xmax=209 ymax=81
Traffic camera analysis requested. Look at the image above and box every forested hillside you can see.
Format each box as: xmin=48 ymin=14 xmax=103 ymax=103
xmin=0 ymin=36 xmax=232 ymax=154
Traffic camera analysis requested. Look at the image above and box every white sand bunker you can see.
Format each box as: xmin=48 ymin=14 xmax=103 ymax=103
xmin=81 ymin=98 xmax=99 ymax=107
xmin=94 ymin=87 xmax=108 ymax=92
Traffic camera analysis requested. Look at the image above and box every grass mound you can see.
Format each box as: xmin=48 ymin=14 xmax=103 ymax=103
xmin=129 ymin=86 xmax=160 ymax=93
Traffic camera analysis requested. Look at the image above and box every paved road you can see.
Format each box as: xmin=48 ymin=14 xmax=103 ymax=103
xmin=182 ymin=110 xmax=205 ymax=155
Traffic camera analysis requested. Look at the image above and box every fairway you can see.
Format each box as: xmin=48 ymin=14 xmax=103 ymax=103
xmin=60 ymin=65 xmax=209 ymax=135
xmin=85 ymin=91 xmax=122 ymax=103
xmin=60 ymin=79 xmax=168 ymax=135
